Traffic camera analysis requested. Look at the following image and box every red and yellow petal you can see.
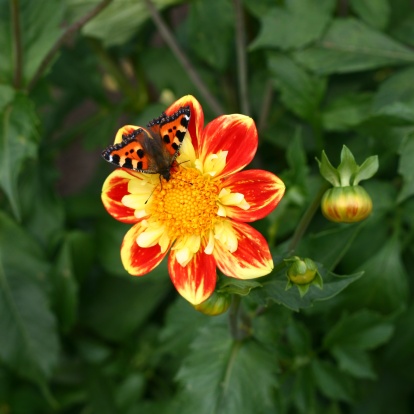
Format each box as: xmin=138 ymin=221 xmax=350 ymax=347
xmin=102 ymin=169 xmax=138 ymax=223
xmin=214 ymin=221 xmax=273 ymax=279
xmin=114 ymin=125 xmax=140 ymax=144
xmin=200 ymin=114 xmax=258 ymax=178
xmin=121 ymin=222 xmax=170 ymax=276
xmin=168 ymin=248 xmax=217 ymax=305
xmin=165 ymin=95 xmax=204 ymax=155
xmin=222 ymin=170 xmax=286 ymax=222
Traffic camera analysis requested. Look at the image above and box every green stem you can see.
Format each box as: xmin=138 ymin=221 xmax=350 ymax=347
xmin=144 ymin=0 xmax=224 ymax=117
xmin=288 ymin=182 xmax=329 ymax=252
xmin=228 ymin=295 xmax=242 ymax=340
xmin=233 ymin=0 xmax=250 ymax=115
xmin=28 ymin=0 xmax=113 ymax=91
xmin=10 ymin=0 xmax=23 ymax=89
xmin=258 ymin=80 xmax=273 ymax=132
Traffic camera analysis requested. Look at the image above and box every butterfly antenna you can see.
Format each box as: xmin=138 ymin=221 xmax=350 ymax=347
xmin=145 ymin=182 xmax=161 ymax=204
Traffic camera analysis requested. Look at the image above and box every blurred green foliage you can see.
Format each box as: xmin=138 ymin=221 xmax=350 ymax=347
xmin=1 ymin=0 xmax=414 ymax=413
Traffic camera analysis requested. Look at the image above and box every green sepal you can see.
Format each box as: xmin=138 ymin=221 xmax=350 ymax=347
xmin=338 ymin=145 xmax=358 ymax=186
xmin=353 ymin=155 xmax=379 ymax=185
xmin=317 ymin=145 xmax=378 ymax=188
xmin=316 ymin=151 xmax=340 ymax=186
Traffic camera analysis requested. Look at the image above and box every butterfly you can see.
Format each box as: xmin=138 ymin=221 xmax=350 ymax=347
xmin=102 ymin=106 xmax=191 ymax=181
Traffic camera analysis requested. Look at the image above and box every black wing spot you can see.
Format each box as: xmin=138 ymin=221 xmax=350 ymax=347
xmin=137 ymin=161 xmax=143 ymax=170
xmin=137 ymin=149 xmax=144 ymax=158
xmin=123 ymin=158 xmax=133 ymax=169
xmin=130 ymin=148 xmax=135 ymax=153
xmin=112 ymin=154 xmax=120 ymax=164
xmin=168 ymin=128 xmax=172 ymax=133
xmin=163 ymin=135 xmax=171 ymax=143
xmin=176 ymin=130 xmax=186 ymax=142
xmin=172 ymin=142 xmax=179 ymax=150
xmin=181 ymin=116 xmax=189 ymax=127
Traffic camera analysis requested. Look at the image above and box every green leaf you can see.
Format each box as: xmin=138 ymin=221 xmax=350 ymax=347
xmin=292 ymin=366 xmax=316 ymax=414
xmin=294 ymin=18 xmax=414 ymax=75
xmin=187 ymin=0 xmax=234 ymax=71
xmin=397 ymin=131 xmax=414 ymax=203
xmin=339 ymin=236 xmax=409 ymax=313
xmin=300 ymin=223 xmax=365 ymax=271
xmin=267 ymin=52 xmax=326 ymax=122
xmin=217 ymin=277 xmax=262 ymax=296
xmin=67 ymin=0 xmax=182 ymax=47
xmin=250 ymin=265 xmax=363 ymax=312
xmin=0 ymin=94 xmax=38 ymax=220
xmin=250 ymin=0 xmax=334 ymax=51
xmin=18 ymin=164 xmax=65 ymax=251
xmin=285 ymin=129 xmax=309 ymax=186
xmin=391 ymin=12 xmax=414 ymax=47
xmin=286 ymin=320 xmax=312 ymax=355
xmin=176 ymin=319 xmax=278 ymax=414
xmin=311 ymin=359 xmax=354 ymax=402
xmin=82 ymin=268 xmax=171 ymax=342
xmin=84 ymin=366 xmax=117 ymax=414
xmin=0 ymin=85 xmax=14 ymax=112
xmin=0 ymin=0 xmax=63 ymax=85
xmin=0 ymin=211 xmax=59 ymax=386
xmin=349 ymin=0 xmax=390 ymax=30
xmin=372 ymin=66 xmax=414 ymax=112
xmin=317 ymin=150 xmax=340 ymax=186
xmin=321 ymin=92 xmax=373 ymax=131
xmin=20 ymin=0 xmax=63 ymax=84
xmin=159 ymin=298 xmax=210 ymax=358
xmin=323 ymin=310 xmax=394 ymax=350
xmin=49 ymin=236 xmax=79 ymax=333
xmin=331 ymin=346 xmax=376 ymax=379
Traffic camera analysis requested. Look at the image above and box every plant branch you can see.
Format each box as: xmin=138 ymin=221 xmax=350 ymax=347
xmin=28 ymin=0 xmax=113 ymax=91
xmin=144 ymin=0 xmax=224 ymax=117
xmin=288 ymin=182 xmax=329 ymax=252
xmin=11 ymin=0 xmax=23 ymax=89
xmin=258 ymin=80 xmax=273 ymax=132
xmin=233 ymin=0 xmax=250 ymax=115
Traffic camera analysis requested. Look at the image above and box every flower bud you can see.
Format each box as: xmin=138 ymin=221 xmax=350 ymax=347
xmin=321 ymin=185 xmax=373 ymax=223
xmin=193 ymin=292 xmax=231 ymax=316
xmin=287 ymin=257 xmax=317 ymax=285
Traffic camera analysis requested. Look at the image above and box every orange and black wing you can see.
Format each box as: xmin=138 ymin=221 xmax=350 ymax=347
xmin=102 ymin=128 xmax=153 ymax=172
xmin=147 ymin=106 xmax=190 ymax=157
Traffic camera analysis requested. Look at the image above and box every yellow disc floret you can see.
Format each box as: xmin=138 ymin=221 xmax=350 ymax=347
xmin=149 ymin=168 xmax=219 ymax=240
xmin=127 ymin=157 xmax=250 ymax=267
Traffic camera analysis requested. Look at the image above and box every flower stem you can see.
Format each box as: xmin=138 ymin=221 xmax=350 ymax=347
xmin=11 ymin=0 xmax=23 ymax=89
xmin=28 ymin=0 xmax=113 ymax=91
xmin=144 ymin=0 xmax=224 ymax=117
xmin=233 ymin=0 xmax=250 ymax=116
xmin=288 ymin=182 xmax=329 ymax=252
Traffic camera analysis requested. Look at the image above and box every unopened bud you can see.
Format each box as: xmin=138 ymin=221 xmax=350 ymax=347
xmin=193 ymin=291 xmax=231 ymax=316
xmin=321 ymin=185 xmax=373 ymax=223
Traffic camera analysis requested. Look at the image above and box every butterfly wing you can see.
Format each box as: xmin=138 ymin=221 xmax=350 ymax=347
xmin=102 ymin=128 xmax=156 ymax=172
xmin=147 ymin=106 xmax=190 ymax=157
xmin=102 ymin=106 xmax=191 ymax=178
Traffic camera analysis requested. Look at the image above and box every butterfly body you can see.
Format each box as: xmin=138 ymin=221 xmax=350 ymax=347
xmin=102 ymin=106 xmax=191 ymax=181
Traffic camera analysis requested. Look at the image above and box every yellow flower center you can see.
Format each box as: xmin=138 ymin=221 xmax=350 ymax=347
xmin=148 ymin=168 xmax=220 ymax=240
